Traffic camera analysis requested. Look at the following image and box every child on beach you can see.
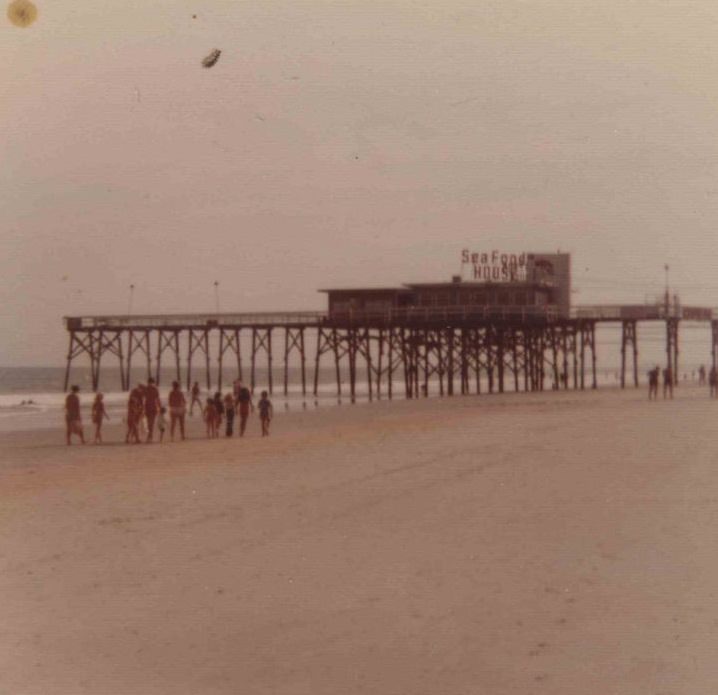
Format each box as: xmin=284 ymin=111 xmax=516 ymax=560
xmin=258 ymin=391 xmax=273 ymax=437
xmin=204 ymin=397 xmax=218 ymax=438
xmin=157 ymin=407 xmax=167 ymax=443
xmin=91 ymin=393 xmax=109 ymax=444
xmin=223 ymin=393 xmax=235 ymax=437
xmin=137 ymin=384 xmax=149 ymax=440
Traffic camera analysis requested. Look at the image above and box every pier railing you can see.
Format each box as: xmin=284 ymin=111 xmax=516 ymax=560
xmin=64 ymin=305 xmax=562 ymax=331
xmin=571 ymin=304 xmax=716 ymax=321
xmin=326 ymin=305 xmax=559 ymax=325
xmin=64 ymin=303 xmax=716 ymax=333
xmin=63 ymin=311 xmax=327 ymax=330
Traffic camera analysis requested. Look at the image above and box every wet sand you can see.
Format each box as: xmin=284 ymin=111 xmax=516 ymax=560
xmin=1 ymin=386 xmax=717 ymax=694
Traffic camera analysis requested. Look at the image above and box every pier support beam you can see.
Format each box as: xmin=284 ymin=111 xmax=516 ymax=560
xmin=579 ymin=322 xmax=597 ymax=389
xmin=666 ymin=319 xmax=679 ymax=386
xmin=620 ymin=320 xmax=639 ymax=388
xmin=63 ymin=331 xmax=100 ymax=392
xmin=96 ymin=330 xmax=126 ymax=391
xmin=127 ymin=330 xmax=152 ymax=389
xmin=283 ymin=327 xmax=307 ymax=397
xmin=218 ymin=328 xmax=242 ymax=393
xmin=314 ymin=327 xmax=345 ymax=398
xmin=369 ymin=328 xmax=402 ymax=400
xmin=155 ymin=330 xmax=181 ymax=387
xmin=400 ymin=329 xmax=420 ymax=399
xmin=186 ymin=329 xmax=211 ymax=392
xmin=250 ymin=328 xmax=273 ymax=394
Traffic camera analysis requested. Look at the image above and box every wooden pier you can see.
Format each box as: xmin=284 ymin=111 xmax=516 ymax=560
xmin=62 ymin=304 xmax=718 ymax=400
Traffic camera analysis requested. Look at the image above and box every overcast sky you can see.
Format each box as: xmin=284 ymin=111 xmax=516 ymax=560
xmin=3 ymin=0 xmax=718 ymax=365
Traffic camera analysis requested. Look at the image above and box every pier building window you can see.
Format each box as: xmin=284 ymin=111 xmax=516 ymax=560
xmin=366 ymin=300 xmax=392 ymax=312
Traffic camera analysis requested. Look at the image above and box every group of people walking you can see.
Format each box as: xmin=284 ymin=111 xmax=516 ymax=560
xmin=195 ymin=380 xmax=272 ymax=439
xmin=64 ymin=378 xmax=273 ymax=445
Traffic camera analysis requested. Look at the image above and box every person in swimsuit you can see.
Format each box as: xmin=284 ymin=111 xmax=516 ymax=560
xmin=91 ymin=392 xmax=109 ymax=444
xmin=126 ymin=385 xmax=144 ymax=444
xmin=136 ymin=384 xmax=148 ymax=439
xmin=647 ymin=366 xmax=659 ymax=400
xmin=144 ymin=377 xmax=161 ymax=443
xmin=213 ymin=391 xmax=224 ymax=431
xmin=168 ymin=381 xmax=187 ymax=441
xmin=223 ymin=393 xmax=235 ymax=437
xmin=189 ymin=382 xmax=202 ymax=416
xmin=203 ymin=397 xmax=218 ymax=438
xmin=65 ymin=385 xmax=85 ymax=445
xmin=235 ymin=382 xmax=253 ymax=437
xmin=662 ymin=366 xmax=673 ymax=400
xmin=157 ymin=407 xmax=167 ymax=443
xmin=258 ymin=391 xmax=273 ymax=437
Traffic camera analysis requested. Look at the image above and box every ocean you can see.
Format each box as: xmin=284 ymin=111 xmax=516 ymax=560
xmin=0 ymin=342 xmax=711 ymax=433
xmin=0 ymin=366 xmax=350 ymax=433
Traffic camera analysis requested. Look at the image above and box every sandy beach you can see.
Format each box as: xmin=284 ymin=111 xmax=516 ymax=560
xmin=1 ymin=386 xmax=717 ymax=694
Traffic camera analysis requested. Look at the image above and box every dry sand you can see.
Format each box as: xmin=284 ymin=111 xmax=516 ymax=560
xmin=1 ymin=386 xmax=717 ymax=694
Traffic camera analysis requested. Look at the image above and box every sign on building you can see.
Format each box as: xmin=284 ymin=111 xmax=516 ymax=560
xmin=461 ymin=250 xmax=528 ymax=282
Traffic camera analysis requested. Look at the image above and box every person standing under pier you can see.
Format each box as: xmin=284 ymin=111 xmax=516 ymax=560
xmin=189 ymin=381 xmax=202 ymax=416
xmin=213 ymin=391 xmax=224 ymax=432
xmin=125 ymin=385 xmax=143 ymax=444
xmin=91 ymin=393 xmax=109 ymax=444
xmin=224 ymin=393 xmax=235 ymax=437
xmin=258 ymin=391 xmax=273 ymax=437
xmin=203 ymin=397 xmax=218 ymax=438
xmin=235 ymin=381 xmax=253 ymax=437
xmin=662 ymin=366 xmax=673 ymax=400
xmin=647 ymin=366 xmax=659 ymax=400
xmin=157 ymin=407 xmax=167 ymax=443
xmin=144 ymin=378 xmax=161 ymax=443
xmin=65 ymin=385 xmax=85 ymax=445
xmin=168 ymin=381 xmax=187 ymax=441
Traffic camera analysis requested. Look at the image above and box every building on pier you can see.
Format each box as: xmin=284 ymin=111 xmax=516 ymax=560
xmin=322 ymin=252 xmax=571 ymax=321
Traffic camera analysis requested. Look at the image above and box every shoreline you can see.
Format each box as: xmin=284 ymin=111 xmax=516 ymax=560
xmin=0 ymin=378 xmax=709 ymax=437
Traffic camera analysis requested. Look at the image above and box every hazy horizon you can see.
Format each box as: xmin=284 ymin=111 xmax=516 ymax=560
xmin=4 ymin=0 xmax=718 ymax=366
